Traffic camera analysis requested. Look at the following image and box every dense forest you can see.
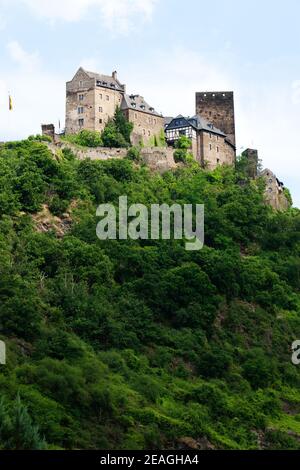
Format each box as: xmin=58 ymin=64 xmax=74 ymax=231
xmin=0 ymin=137 xmax=300 ymax=450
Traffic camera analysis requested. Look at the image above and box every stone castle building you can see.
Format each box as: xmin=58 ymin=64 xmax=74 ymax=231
xmin=165 ymin=114 xmax=236 ymax=170
xmin=165 ymin=91 xmax=236 ymax=170
xmin=41 ymin=67 xmax=290 ymax=210
xmin=65 ymin=67 xmax=236 ymax=169
xmin=65 ymin=67 xmax=164 ymax=146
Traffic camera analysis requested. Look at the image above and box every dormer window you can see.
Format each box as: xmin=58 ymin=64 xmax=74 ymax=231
xmin=141 ymin=105 xmax=145 ymax=110
xmin=149 ymin=107 xmax=154 ymax=112
xmin=131 ymin=103 xmax=136 ymax=108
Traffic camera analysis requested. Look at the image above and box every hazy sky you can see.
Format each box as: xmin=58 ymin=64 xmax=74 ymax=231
xmin=0 ymin=0 xmax=299 ymax=206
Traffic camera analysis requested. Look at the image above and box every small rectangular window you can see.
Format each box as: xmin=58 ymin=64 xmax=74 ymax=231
xmin=100 ymin=94 xmax=103 ymax=99
xmin=79 ymin=94 xmax=84 ymax=101
xmin=78 ymin=118 xmax=84 ymax=126
xmin=78 ymin=107 xmax=84 ymax=114
xmin=106 ymin=95 xmax=109 ymax=101
xmin=217 ymin=146 xmax=219 ymax=152
xmin=99 ymin=119 xmax=103 ymax=124
xmin=210 ymin=144 xmax=212 ymax=151
xmin=99 ymin=107 xmax=103 ymax=113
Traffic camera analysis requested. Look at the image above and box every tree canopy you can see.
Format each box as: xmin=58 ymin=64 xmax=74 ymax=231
xmin=0 ymin=138 xmax=299 ymax=450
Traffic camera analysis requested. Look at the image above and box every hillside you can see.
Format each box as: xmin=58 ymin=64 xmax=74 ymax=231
xmin=0 ymin=138 xmax=300 ymax=450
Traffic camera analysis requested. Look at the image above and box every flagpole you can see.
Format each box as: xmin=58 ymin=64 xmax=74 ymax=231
xmin=7 ymin=91 xmax=11 ymax=142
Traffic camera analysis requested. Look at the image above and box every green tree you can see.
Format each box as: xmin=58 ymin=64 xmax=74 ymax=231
xmin=174 ymin=136 xmax=193 ymax=163
xmin=102 ymin=107 xmax=133 ymax=148
xmin=0 ymin=396 xmax=46 ymax=450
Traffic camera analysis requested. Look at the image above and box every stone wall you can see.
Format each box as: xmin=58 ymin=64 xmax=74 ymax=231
xmin=141 ymin=147 xmax=176 ymax=172
xmin=41 ymin=124 xmax=55 ymax=140
xmin=261 ymin=169 xmax=290 ymax=211
xmin=94 ymin=85 xmax=123 ymax=133
xmin=196 ymin=92 xmax=236 ymax=147
xmin=200 ymin=131 xmax=236 ymax=170
xmin=46 ymin=142 xmax=175 ymax=170
xmin=123 ymin=109 xmax=165 ymax=146
xmin=66 ymin=69 xmax=123 ymax=135
xmin=47 ymin=142 xmax=127 ymax=161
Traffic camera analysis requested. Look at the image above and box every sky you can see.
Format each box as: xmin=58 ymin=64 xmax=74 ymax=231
xmin=0 ymin=0 xmax=299 ymax=206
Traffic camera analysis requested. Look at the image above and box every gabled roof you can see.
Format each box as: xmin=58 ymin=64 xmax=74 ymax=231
xmin=165 ymin=114 xmax=226 ymax=136
xmin=165 ymin=115 xmax=192 ymax=130
xmin=121 ymin=94 xmax=161 ymax=117
xmin=75 ymin=67 xmax=125 ymax=92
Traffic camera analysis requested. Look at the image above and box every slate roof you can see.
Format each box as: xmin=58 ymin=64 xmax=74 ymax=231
xmin=166 ymin=114 xmax=226 ymax=136
xmin=83 ymin=68 xmax=125 ymax=92
xmin=121 ymin=94 xmax=161 ymax=117
xmin=164 ymin=116 xmax=174 ymax=127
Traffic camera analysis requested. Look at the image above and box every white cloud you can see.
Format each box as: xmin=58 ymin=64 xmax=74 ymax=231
xmin=122 ymin=46 xmax=233 ymax=118
xmin=7 ymin=40 xmax=39 ymax=69
xmin=21 ymin=0 xmax=157 ymax=32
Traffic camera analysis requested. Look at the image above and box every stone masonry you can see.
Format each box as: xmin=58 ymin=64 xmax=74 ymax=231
xmin=65 ymin=68 xmax=164 ymax=146
xmin=65 ymin=68 xmax=125 ymax=135
xmin=196 ymin=92 xmax=236 ymax=147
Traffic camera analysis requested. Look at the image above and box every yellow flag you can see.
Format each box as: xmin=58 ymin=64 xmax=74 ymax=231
xmin=9 ymin=95 xmax=13 ymax=111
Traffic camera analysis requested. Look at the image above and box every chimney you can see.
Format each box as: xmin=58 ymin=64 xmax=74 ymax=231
xmin=112 ymin=70 xmax=117 ymax=80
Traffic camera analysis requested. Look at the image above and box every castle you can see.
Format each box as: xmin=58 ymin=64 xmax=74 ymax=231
xmin=43 ymin=67 xmax=290 ymax=210
xmin=65 ymin=67 xmax=164 ymax=147
xmin=65 ymin=68 xmax=236 ymax=170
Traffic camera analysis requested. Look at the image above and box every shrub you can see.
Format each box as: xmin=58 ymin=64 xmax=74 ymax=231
xmin=73 ymin=129 xmax=103 ymax=147
xmin=173 ymin=136 xmax=193 ymax=163
xmin=174 ymin=136 xmax=192 ymax=150
xmin=127 ymin=146 xmax=141 ymax=162
xmin=49 ymin=196 xmax=69 ymax=216
xmin=28 ymin=134 xmax=52 ymax=143
xmin=101 ymin=107 xmax=133 ymax=148
xmin=101 ymin=120 xmax=128 ymax=148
